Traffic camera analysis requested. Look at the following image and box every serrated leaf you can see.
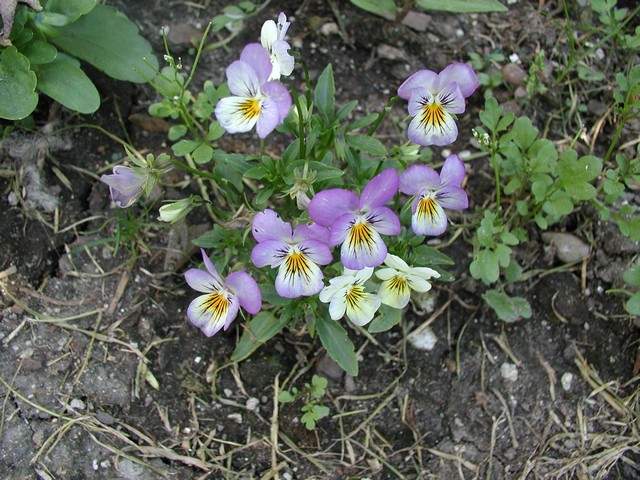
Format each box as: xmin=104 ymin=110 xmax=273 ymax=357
xmin=231 ymin=311 xmax=290 ymax=362
xmin=417 ymin=0 xmax=507 ymax=12
xmin=35 ymin=55 xmax=100 ymax=114
xmin=483 ymin=290 xmax=532 ymax=322
xmin=0 ymin=47 xmax=38 ymax=120
xmin=316 ymin=315 xmax=358 ymax=376
xmin=470 ymin=249 xmax=500 ymax=284
xmin=49 ymin=4 xmax=159 ymax=83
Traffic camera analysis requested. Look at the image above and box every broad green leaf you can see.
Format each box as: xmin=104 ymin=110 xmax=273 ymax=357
xmin=412 ymin=245 xmax=455 ymax=265
xmin=483 ymin=290 xmax=532 ymax=322
xmin=35 ymin=56 xmax=100 ymax=114
xmin=22 ymin=40 xmax=57 ymax=64
xmin=314 ymin=64 xmax=335 ymax=118
xmin=350 ymin=0 xmax=397 ymax=17
xmin=345 ymin=134 xmax=387 ymax=156
xmin=316 ymin=315 xmax=358 ymax=376
xmin=418 ymin=0 xmax=507 ymax=13
xmin=49 ymin=4 xmax=159 ymax=83
xmin=368 ymin=304 xmax=402 ymax=333
xmin=40 ymin=0 xmax=96 ymax=25
xmin=0 ymin=47 xmax=38 ymax=120
xmin=231 ymin=311 xmax=290 ymax=362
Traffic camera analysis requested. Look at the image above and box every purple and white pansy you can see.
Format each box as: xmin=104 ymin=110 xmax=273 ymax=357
xmin=398 ymin=63 xmax=479 ymax=146
xmin=215 ymin=43 xmax=292 ymax=138
xmin=399 ymin=154 xmax=468 ymax=236
xmin=251 ymin=209 xmax=333 ymax=298
xmin=184 ymin=249 xmax=262 ymax=337
xmin=260 ymin=12 xmax=294 ymax=81
xmin=308 ymin=168 xmax=401 ymax=270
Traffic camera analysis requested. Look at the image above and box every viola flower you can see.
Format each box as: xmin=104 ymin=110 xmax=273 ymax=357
xmin=251 ymin=209 xmax=332 ymax=298
xmin=261 ymin=12 xmax=294 ymax=80
xmin=375 ymin=254 xmax=440 ymax=309
xmin=101 ymin=151 xmax=172 ymax=208
xmin=399 ymin=154 xmax=468 ymax=236
xmin=215 ymin=43 xmax=292 ymax=138
xmin=184 ymin=249 xmax=262 ymax=337
xmin=308 ymin=168 xmax=401 ymax=270
xmin=398 ymin=63 xmax=479 ymax=146
xmin=100 ymin=166 xmax=147 ymax=208
xmin=319 ymin=267 xmax=381 ymax=326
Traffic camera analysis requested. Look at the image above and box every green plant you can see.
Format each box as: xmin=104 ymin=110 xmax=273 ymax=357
xmin=350 ymin=0 xmax=507 ymax=19
xmin=278 ymin=375 xmax=330 ymax=430
xmin=0 ymin=0 xmax=158 ymax=120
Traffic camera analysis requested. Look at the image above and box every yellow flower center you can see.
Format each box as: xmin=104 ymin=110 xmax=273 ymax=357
xmin=240 ymin=98 xmax=262 ymax=119
xmin=284 ymin=249 xmax=313 ymax=281
xmin=345 ymin=285 xmax=366 ymax=311
xmin=347 ymin=219 xmax=375 ymax=252
xmin=419 ymin=101 xmax=446 ymax=129
xmin=386 ymin=275 xmax=409 ymax=296
xmin=416 ymin=195 xmax=438 ymax=220
xmin=203 ymin=290 xmax=230 ymax=321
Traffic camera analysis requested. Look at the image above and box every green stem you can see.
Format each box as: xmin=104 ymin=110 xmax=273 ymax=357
xmin=367 ymin=96 xmax=399 ymax=136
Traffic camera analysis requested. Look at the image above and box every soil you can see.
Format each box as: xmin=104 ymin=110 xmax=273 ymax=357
xmin=1 ymin=1 xmax=639 ymax=479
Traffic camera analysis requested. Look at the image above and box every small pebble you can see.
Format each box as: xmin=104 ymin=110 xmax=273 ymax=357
xmin=227 ymin=413 xmax=242 ymax=424
xmin=246 ymin=397 xmax=260 ymax=412
xmin=542 ymin=232 xmax=590 ymax=263
xmin=408 ymin=327 xmax=437 ymax=351
xmin=500 ymin=362 xmax=518 ymax=382
xmin=561 ymin=372 xmax=574 ymax=391
xmin=69 ymin=398 xmax=86 ymax=411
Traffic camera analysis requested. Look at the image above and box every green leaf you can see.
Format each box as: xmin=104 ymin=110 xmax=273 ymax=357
xmin=316 ymin=315 xmax=358 ymax=376
xmin=314 ymin=64 xmax=335 ymax=118
xmin=350 ymin=0 xmax=397 ymax=17
xmin=40 ymin=0 xmax=96 ymax=25
xmin=192 ymin=143 xmax=214 ymax=164
xmin=230 ymin=311 xmax=290 ymax=362
xmin=625 ymin=292 xmax=640 ymax=316
xmin=469 ymin=249 xmax=500 ymax=284
xmin=49 ymin=4 xmax=159 ymax=83
xmin=0 ymin=47 xmax=38 ymax=120
xmin=623 ymin=264 xmax=640 ymax=287
xmin=368 ymin=304 xmax=402 ymax=333
xmin=35 ymin=55 xmax=100 ymax=114
xmin=482 ymin=290 xmax=532 ymax=322
xmin=417 ymin=0 xmax=507 ymax=13
xmin=22 ymin=40 xmax=57 ymax=64
xmin=278 ymin=391 xmax=296 ymax=403
xmin=558 ymin=153 xmax=602 ymax=201
xmin=345 ymin=134 xmax=387 ymax=156
xmin=172 ymin=139 xmax=200 ymax=157
xmin=412 ymin=245 xmax=455 ymax=265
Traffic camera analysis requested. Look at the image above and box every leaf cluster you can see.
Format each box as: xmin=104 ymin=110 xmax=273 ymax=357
xmin=0 ymin=0 xmax=158 ymax=120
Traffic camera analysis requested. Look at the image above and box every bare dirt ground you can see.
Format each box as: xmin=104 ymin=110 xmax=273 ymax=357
xmin=1 ymin=1 xmax=639 ymax=479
